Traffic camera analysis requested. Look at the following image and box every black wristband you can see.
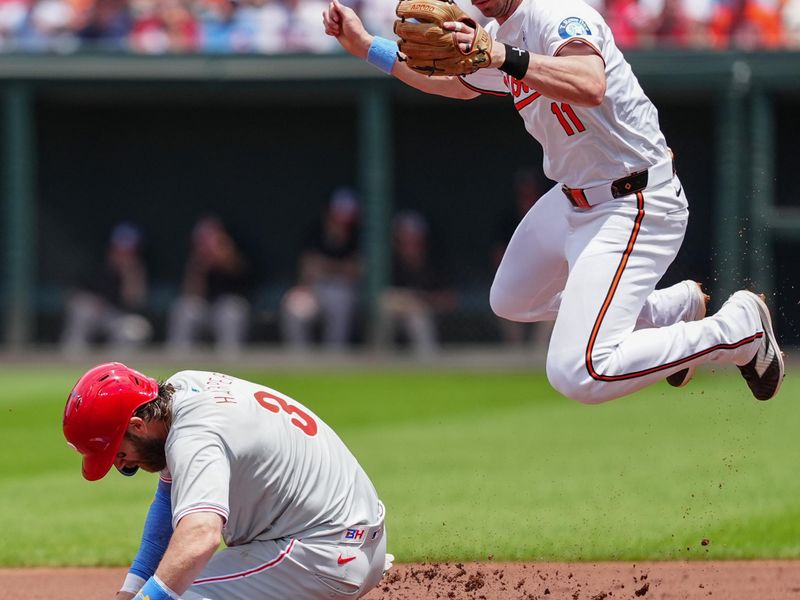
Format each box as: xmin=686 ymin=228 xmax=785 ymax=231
xmin=499 ymin=43 xmax=530 ymax=80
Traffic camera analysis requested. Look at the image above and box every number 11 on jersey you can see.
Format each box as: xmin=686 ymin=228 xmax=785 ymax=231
xmin=551 ymin=102 xmax=586 ymax=136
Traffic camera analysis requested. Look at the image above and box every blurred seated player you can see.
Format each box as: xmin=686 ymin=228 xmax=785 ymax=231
xmin=166 ymin=216 xmax=251 ymax=355
xmin=63 ymin=362 xmax=393 ymax=600
xmin=281 ymin=187 xmax=361 ymax=351
xmin=375 ymin=211 xmax=456 ymax=356
xmin=491 ymin=171 xmax=553 ymax=353
xmin=61 ymin=222 xmax=152 ymax=355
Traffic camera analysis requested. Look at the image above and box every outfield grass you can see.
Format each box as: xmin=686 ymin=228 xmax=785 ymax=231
xmin=1 ymin=365 xmax=798 ymax=566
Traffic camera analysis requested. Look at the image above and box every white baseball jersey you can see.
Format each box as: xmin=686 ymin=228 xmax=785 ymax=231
xmin=461 ymin=0 xmax=669 ymax=188
xmin=160 ymin=371 xmax=381 ymax=547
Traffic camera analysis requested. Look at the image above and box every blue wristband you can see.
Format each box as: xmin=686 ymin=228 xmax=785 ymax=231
xmin=366 ymin=36 xmax=398 ymax=74
xmin=135 ymin=575 xmax=177 ymax=600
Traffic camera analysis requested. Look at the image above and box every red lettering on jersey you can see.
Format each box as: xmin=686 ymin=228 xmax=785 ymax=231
xmin=214 ymin=395 xmax=237 ymax=404
xmin=254 ymin=391 xmax=318 ymax=437
xmin=509 ymin=77 xmax=530 ymax=98
xmin=515 ymin=92 xmax=542 ymax=111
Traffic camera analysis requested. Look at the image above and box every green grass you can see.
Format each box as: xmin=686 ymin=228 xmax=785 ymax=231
xmin=1 ymin=366 xmax=798 ymax=566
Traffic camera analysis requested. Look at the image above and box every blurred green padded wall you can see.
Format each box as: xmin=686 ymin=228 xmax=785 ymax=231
xmin=0 ymin=51 xmax=798 ymax=346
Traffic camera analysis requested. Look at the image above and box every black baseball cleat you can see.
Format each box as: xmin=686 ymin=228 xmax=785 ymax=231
xmin=667 ymin=281 xmax=710 ymax=388
xmin=733 ymin=291 xmax=785 ymax=401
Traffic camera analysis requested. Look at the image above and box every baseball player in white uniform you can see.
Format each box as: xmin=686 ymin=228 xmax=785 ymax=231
xmin=323 ymin=0 xmax=784 ymax=403
xmin=63 ymin=363 xmax=392 ymax=600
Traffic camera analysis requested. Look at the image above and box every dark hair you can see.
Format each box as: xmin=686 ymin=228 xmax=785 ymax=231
xmin=133 ymin=382 xmax=174 ymax=426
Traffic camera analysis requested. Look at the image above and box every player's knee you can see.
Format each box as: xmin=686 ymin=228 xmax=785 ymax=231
xmin=489 ymin=284 xmax=520 ymax=321
xmin=545 ymin=356 xmax=613 ymax=405
xmin=546 ymin=372 xmax=611 ymax=405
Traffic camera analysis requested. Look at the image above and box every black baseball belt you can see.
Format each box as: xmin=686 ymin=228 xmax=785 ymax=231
xmin=562 ymin=156 xmax=677 ymax=209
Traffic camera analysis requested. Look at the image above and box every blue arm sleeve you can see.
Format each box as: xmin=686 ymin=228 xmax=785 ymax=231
xmin=129 ymin=478 xmax=174 ymax=581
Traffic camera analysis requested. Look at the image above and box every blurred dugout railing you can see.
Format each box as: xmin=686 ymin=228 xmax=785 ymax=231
xmin=0 ymin=51 xmax=799 ymax=350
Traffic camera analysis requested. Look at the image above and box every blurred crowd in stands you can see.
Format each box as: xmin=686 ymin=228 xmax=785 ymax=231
xmin=61 ymin=180 xmax=554 ymax=357
xmin=0 ymin=0 xmax=798 ymax=55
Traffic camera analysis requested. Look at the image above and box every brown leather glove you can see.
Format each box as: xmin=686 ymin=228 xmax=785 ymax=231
xmin=394 ymin=0 xmax=493 ymax=76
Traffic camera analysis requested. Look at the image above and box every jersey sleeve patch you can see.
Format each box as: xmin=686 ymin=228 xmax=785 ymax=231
xmin=558 ymin=17 xmax=592 ymax=39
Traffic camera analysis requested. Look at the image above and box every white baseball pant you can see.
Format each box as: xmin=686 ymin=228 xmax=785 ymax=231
xmin=490 ymin=172 xmax=760 ymax=404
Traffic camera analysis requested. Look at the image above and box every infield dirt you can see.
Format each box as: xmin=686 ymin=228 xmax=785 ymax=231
xmin=3 ymin=561 xmax=800 ymax=599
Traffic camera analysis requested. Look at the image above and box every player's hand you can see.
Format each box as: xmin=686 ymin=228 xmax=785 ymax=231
xmin=322 ymin=0 xmax=372 ymax=59
xmin=443 ymin=20 xmax=504 ymax=67
xmin=443 ymin=20 xmax=476 ymax=54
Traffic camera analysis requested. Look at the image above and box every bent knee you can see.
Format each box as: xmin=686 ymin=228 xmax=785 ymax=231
xmin=489 ymin=285 xmax=517 ymax=321
xmin=546 ymin=359 xmax=619 ymax=405
xmin=489 ymin=284 xmax=549 ymax=322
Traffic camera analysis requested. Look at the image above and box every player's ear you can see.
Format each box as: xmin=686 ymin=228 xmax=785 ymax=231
xmin=127 ymin=416 xmax=146 ymax=434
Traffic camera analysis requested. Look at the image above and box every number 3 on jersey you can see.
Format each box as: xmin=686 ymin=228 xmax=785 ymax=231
xmin=551 ymin=102 xmax=586 ymax=136
xmin=254 ymin=390 xmax=318 ymax=437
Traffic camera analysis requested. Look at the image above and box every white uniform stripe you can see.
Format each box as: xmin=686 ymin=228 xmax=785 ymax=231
xmin=192 ymin=539 xmax=296 ymax=586
xmin=174 ymin=505 xmax=229 ymax=526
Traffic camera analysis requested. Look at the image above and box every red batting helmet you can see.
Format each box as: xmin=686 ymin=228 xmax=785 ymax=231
xmin=63 ymin=362 xmax=159 ymax=481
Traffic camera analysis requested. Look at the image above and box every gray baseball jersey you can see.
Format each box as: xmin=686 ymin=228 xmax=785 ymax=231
xmin=160 ymin=371 xmax=381 ymax=547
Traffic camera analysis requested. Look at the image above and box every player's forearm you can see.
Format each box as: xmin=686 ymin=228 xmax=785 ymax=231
xmin=526 ymin=54 xmax=605 ymax=106
xmin=153 ymin=513 xmax=222 ymax=594
xmin=489 ymin=41 xmax=605 ymax=106
xmin=520 ymin=53 xmax=605 ymax=106
xmin=391 ymin=62 xmax=476 ymax=99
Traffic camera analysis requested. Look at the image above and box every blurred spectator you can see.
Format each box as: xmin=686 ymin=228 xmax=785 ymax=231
xmin=200 ymin=0 xmax=272 ymax=54
xmin=491 ymin=170 xmax=553 ymax=353
xmin=76 ymin=0 xmax=131 ymax=50
xmin=61 ymin=222 xmax=152 ymax=354
xmin=785 ymin=0 xmax=800 ymax=46
xmin=166 ymin=215 xmax=251 ymax=355
xmin=0 ymin=0 xmax=798 ymax=54
xmin=0 ymin=0 xmax=32 ymax=50
xmin=375 ymin=210 xmax=456 ymax=356
xmin=605 ymin=0 xmax=650 ymax=47
xmin=18 ymin=0 xmax=80 ymax=53
xmin=129 ymin=0 xmax=198 ymax=54
xmin=247 ymin=0 xmax=292 ymax=54
xmin=660 ymin=0 xmax=716 ymax=47
xmin=636 ymin=0 xmax=701 ymax=47
xmin=281 ymin=187 xmax=361 ymax=352
xmin=283 ymin=0 xmax=338 ymax=52
xmin=354 ymin=0 xmax=396 ymax=38
xmin=710 ymin=0 xmax=786 ymax=49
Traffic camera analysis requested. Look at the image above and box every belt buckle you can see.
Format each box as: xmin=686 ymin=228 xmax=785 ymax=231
xmin=611 ymin=170 xmax=649 ymax=199
xmin=561 ymin=185 xmax=591 ymax=209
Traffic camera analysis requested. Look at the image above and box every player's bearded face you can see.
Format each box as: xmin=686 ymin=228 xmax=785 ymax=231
xmin=124 ymin=430 xmax=167 ymax=472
